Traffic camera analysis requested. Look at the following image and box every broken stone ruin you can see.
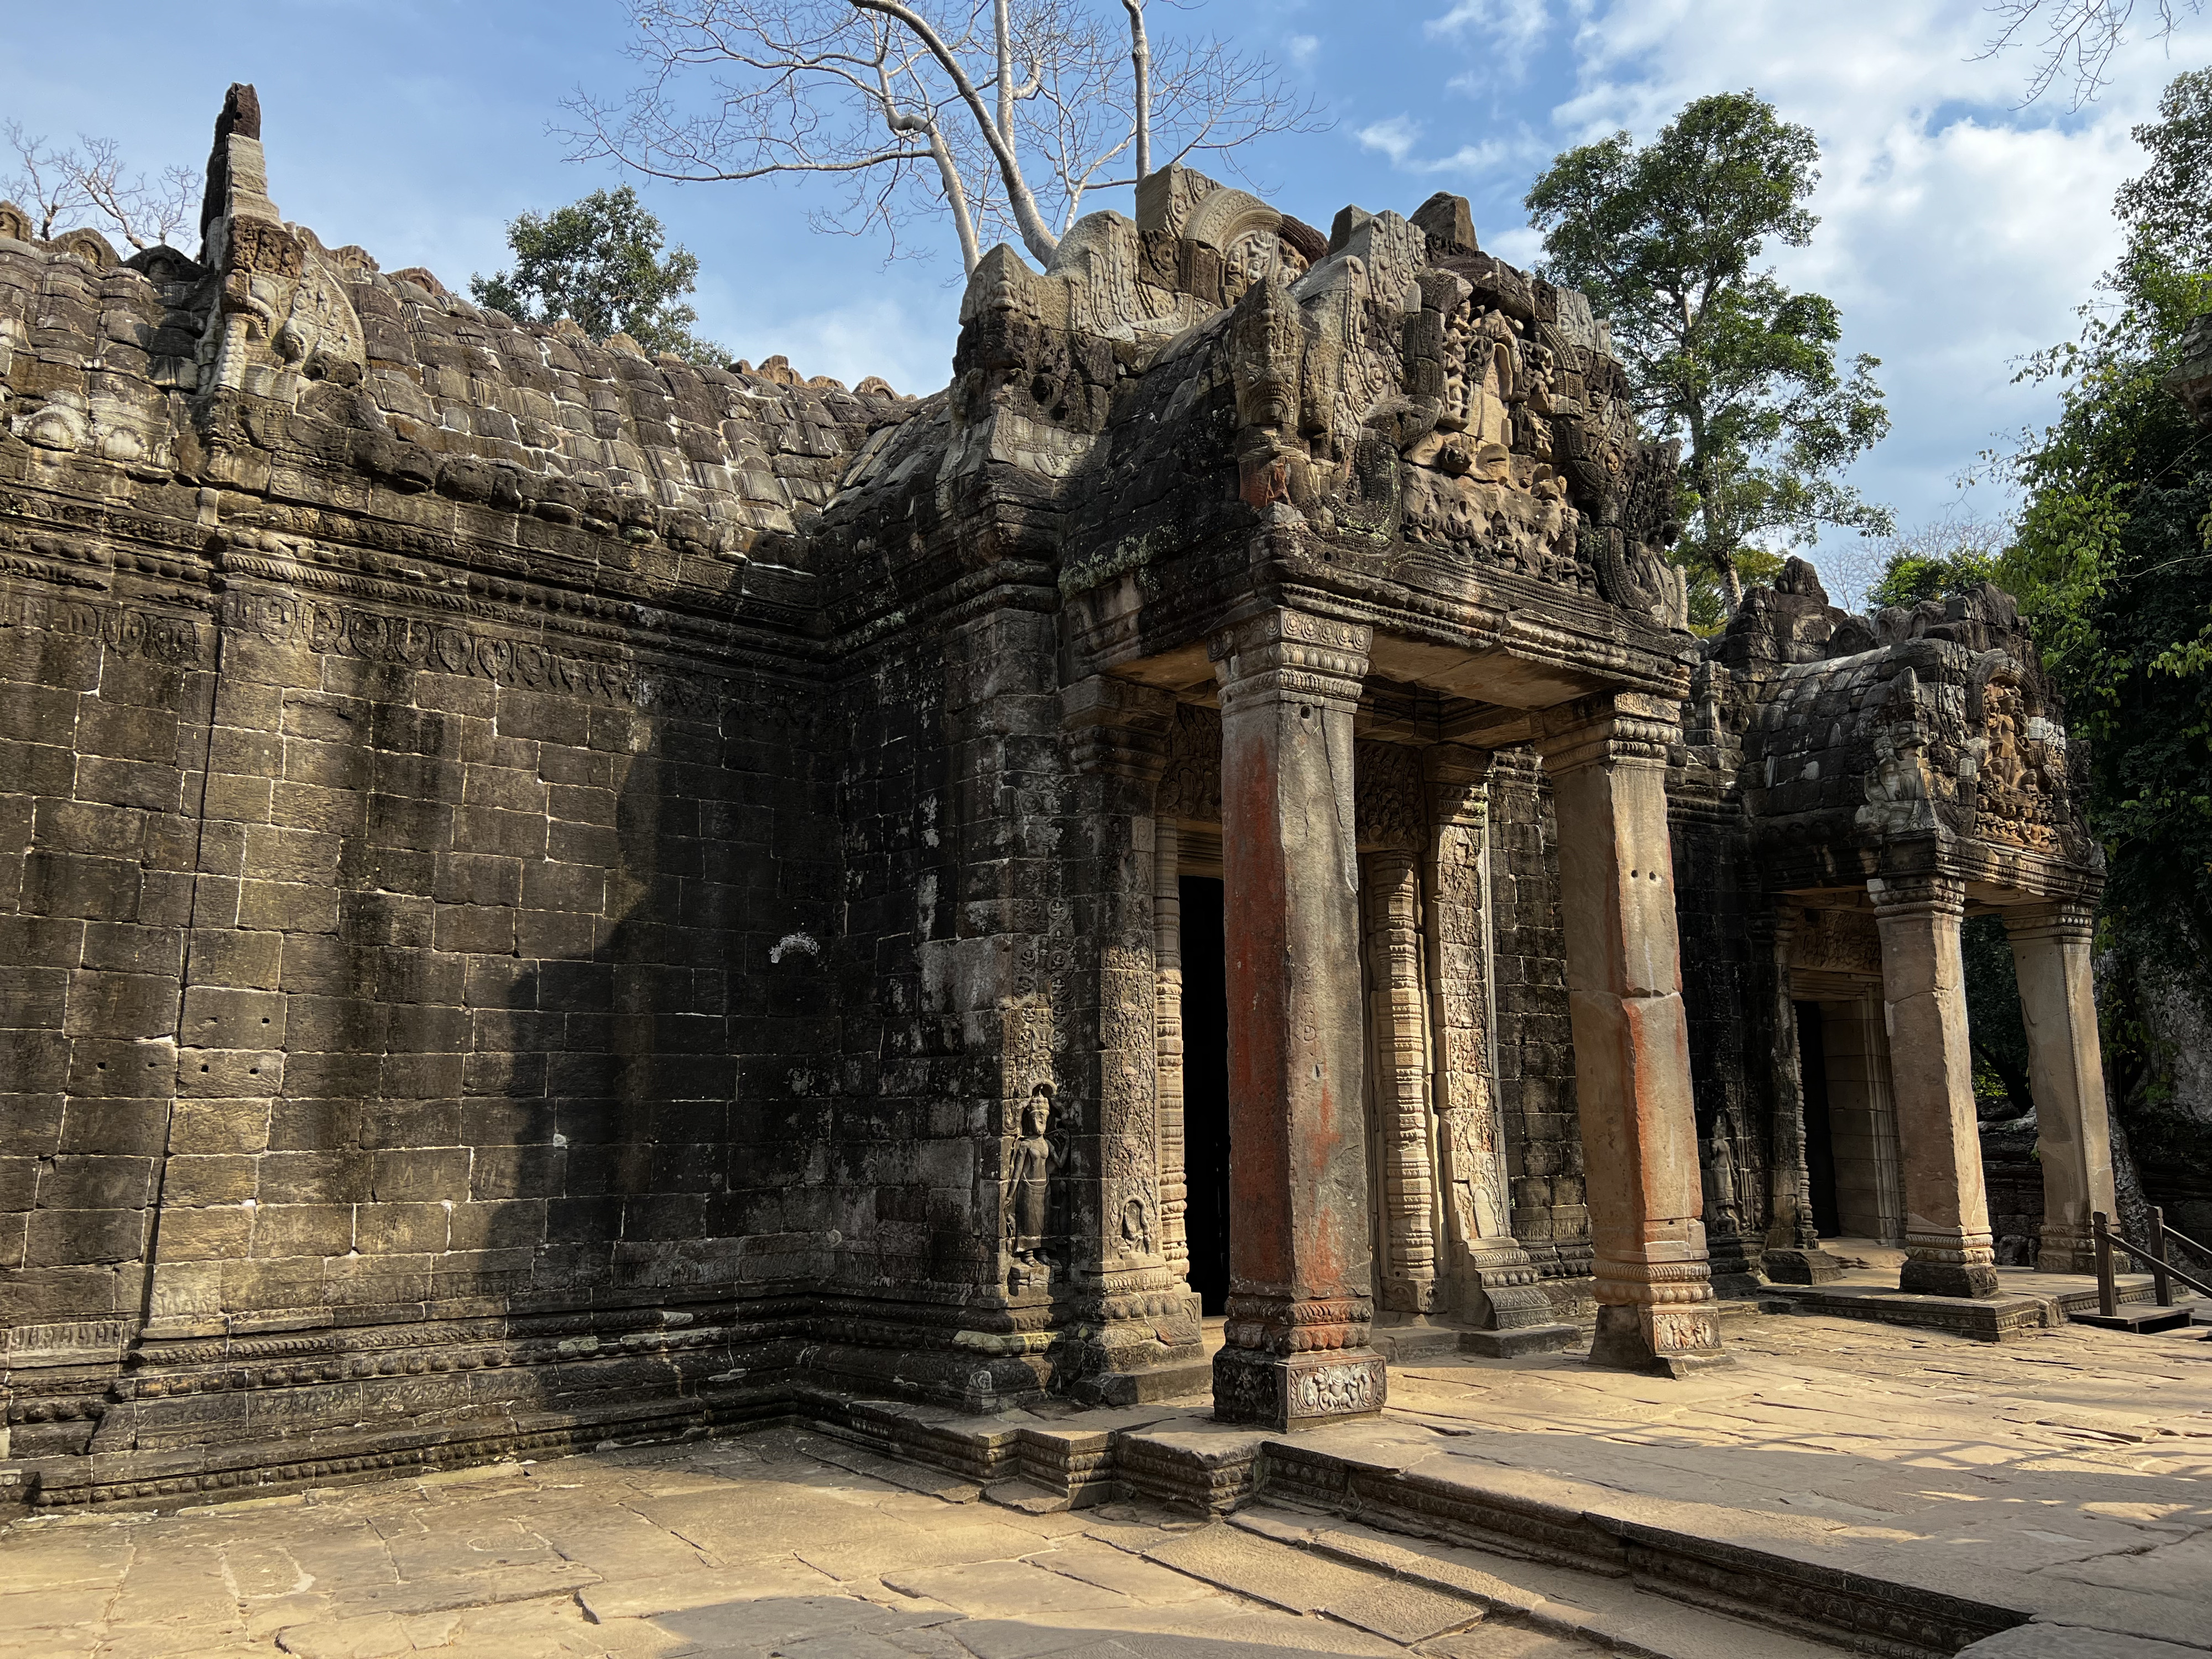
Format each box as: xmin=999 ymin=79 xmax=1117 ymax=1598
xmin=1 ymin=82 xmax=2199 ymax=1659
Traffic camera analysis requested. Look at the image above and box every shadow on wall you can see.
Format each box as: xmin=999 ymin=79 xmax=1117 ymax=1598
xmin=243 ymin=657 xmax=839 ymax=1364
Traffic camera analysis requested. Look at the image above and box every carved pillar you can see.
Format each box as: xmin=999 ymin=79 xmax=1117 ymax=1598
xmin=2002 ymin=901 xmax=2115 ymax=1275
xmin=1423 ymin=744 xmax=1560 ymax=1334
xmin=1869 ymin=874 xmax=2000 ymax=1297
xmin=1363 ymin=849 xmax=1438 ymax=1312
xmin=1208 ymin=609 xmax=1385 ymax=1430
xmin=1155 ymin=818 xmax=1189 ymax=1274
xmin=1760 ymin=905 xmax=1843 ymax=1285
xmin=1536 ymin=692 xmax=1725 ymax=1375
xmin=1060 ymin=677 xmax=1207 ymax=1392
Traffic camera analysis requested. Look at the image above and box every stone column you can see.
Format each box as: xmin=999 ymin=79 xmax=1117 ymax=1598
xmin=1060 ymin=676 xmax=1208 ymax=1394
xmin=1422 ymin=744 xmax=1558 ymax=1333
xmin=1208 ymin=609 xmax=1385 ymax=1430
xmin=2003 ymin=901 xmax=2115 ymax=1275
xmin=1535 ymin=692 xmax=1725 ymax=1375
xmin=1155 ymin=818 xmax=1190 ymax=1274
xmin=1362 ymin=849 xmax=1439 ymax=1313
xmin=1869 ymin=875 xmax=2000 ymax=1297
xmin=1759 ymin=906 xmax=1842 ymax=1285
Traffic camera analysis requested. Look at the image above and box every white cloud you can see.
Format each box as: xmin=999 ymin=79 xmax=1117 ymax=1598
xmin=1428 ymin=0 xmax=1553 ymax=80
xmin=1531 ymin=0 xmax=2212 ymax=548
xmin=699 ymin=291 xmax=959 ymax=399
xmin=1287 ymin=33 xmax=1320 ymax=69
xmin=1357 ymin=116 xmax=1423 ymax=165
xmin=1355 ymin=114 xmax=1535 ymax=180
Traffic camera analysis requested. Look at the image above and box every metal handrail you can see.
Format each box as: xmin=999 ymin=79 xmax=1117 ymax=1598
xmin=2093 ymin=1209 xmax=2212 ymax=1317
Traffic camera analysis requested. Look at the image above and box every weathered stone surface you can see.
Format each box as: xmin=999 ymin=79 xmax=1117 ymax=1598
xmin=1 ymin=87 xmax=2114 ymax=1498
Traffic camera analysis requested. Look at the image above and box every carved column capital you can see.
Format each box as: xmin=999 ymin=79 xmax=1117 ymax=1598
xmin=1208 ymin=609 xmax=1371 ymax=712
xmin=1533 ymin=690 xmax=1682 ymax=775
xmin=1867 ymin=874 xmax=1967 ymax=920
xmin=1061 ymin=675 xmax=1177 ymax=786
xmin=1999 ymin=899 xmax=2098 ymax=944
xmin=1423 ymin=742 xmax=1493 ymax=827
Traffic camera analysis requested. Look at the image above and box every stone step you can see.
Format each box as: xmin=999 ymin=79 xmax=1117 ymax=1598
xmin=2069 ymin=1306 xmax=2201 ymax=1335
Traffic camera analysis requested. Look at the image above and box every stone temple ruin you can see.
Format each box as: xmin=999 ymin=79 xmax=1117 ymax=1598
xmin=0 ymin=88 xmax=2116 ymax=1508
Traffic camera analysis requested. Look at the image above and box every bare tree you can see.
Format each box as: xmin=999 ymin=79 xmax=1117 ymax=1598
xmin=568 ymin=0 xmax=1323 ymax=274
xmin=1982 ymin=0 xmax=2204 ymax=106
xmin=72 ymin=139 xmax=199 ymax=251
xmin=3 ymin=122 xmax=94 ymax=239
xmin=4 ymin=123 xmax=199 ymax=249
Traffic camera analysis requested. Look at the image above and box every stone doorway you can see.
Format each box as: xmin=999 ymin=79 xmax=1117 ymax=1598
xmin=1794 ymin=1000 xmax=1844 ymax=1238
xmin=1807 ymin=998 xmax=1906 ymax=1246
xmin=1178 ymin=874 xmax=1234 ymax=1316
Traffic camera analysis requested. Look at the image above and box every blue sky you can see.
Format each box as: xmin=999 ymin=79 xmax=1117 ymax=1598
xmin=7 ymin=1 xmax=2208 ymax=606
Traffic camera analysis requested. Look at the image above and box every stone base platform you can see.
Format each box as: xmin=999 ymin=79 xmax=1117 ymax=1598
xmin=2070 ymin=1305 xmax=2201 ymax=1334
xmin=1076 ymin=1357 xmax=1217 ymax=1406
xmin=1760 ymin=1238 xmax=2160 ymax=1341
xmin=8 ymin=1307 xmax=2206 ymax=1657
xmin=784 ymin=1300 xmax=2211 ymax=1658
xmin=1369 ymin=1316 xmax=1581 ymax=1362
xmin=1772 ymin=1285 xmax=2067 ymax=1340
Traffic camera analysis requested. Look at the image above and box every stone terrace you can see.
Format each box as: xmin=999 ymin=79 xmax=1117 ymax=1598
xmin=2 ymin=1307 xmax=2206 ymax=1658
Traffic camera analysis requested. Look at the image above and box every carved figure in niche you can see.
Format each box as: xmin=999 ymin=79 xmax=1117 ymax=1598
xmin=1704 ymin=1112 xmax=1743 ymax=1236
xmin=1008 ymin=1084 xmax=1061 ymax=1279
xmin=1121 ymin=1192 xmax=1155 ymax=1258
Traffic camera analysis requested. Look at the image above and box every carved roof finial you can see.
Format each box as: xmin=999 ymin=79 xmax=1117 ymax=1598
xmin=199 ymin=81 xmax=263 ymax=242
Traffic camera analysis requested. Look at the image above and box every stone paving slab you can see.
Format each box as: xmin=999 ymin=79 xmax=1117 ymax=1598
xmin=0 ymin=1416 xmax=1840 ymax=1659
xmin=1260 ymin=1306 xmax=2212 ymax=1656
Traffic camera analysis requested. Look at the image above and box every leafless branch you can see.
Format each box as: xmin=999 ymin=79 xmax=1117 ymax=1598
xmin=3 ymin=122 xmax=93 ymax=240
xmin=567 ymin=0 xmax=1323 ymax=274
xmin=4 ymin=123 xmax=197 ymax=250
xmin=1981 ymin=0 xmax=2201 ymax=107
xmin=74 ymin=138 xmax=199 ymax=251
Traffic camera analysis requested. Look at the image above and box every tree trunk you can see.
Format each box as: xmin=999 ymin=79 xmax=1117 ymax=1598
xmin=1124 ymin=0 xmax=1152 ymax=182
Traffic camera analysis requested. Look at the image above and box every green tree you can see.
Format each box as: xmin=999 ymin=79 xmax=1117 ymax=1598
xmin=1994 ymin=67 xmax=2212 ymax=957
xmin=470 ymin=186 xmax=726 ymax=363
xmin=1524 ymin=91 xmax=1892 ymax=620
xmin=1865 ymin=513 xmax=2010 ymax=611
xmin=1989 ymin=66 xmax=2212 ymax=1198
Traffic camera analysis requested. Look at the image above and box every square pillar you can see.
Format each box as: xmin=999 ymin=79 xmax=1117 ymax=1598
xmin=1155 ymin=819 xmax=1189 ymax=1274
xmin=1422 ymin=744 xmax=1559 ymax=1332
xmin=1208 ymin=609 xmax=1385 ymax=1430
xmin=1536 ymin=692 xmax=1725 ymax=1375
xmin=1869 ymin=875 xmax=2000 ymax=1297
xmin=1363 ymin=848 xmax=1440 ymax=1312
xmin=1060 ymin=677 xmax=1207 ymax=1392
xmin=2003 ymin=901 xmax=2115 ymax=1274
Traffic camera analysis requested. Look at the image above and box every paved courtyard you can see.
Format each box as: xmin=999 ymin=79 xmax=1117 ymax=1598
xmin=0 ymin=1426 xmax=1836 ymax=1659
xmin=2 ymin=1303 xmax=2208 ymax=1659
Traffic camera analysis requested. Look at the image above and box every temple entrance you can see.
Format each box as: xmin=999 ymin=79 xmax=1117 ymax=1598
xmin=1794 ymin=1001 xmax=1843 ymax=1237
xmin=1803 ymin=997 xmax=1905 ymax=1245
xmin=1179 ymin=874 xmax=1233 ymax=1316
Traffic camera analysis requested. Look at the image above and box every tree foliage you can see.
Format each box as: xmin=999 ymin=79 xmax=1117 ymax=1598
xmin=1524 ymin=91 xmax=1891 ymax=618
xmin=1865 ymin=512 xmax=2011 ymax=610
xmin=570 ymin=0 xmax=1321 ymax=274
xmin=469 ymin=187 xmax=727 ymax=364
xmin=1990 ymin=66 xmax=2212 ymax=963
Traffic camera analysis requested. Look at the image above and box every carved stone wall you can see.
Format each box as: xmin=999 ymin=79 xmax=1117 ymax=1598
xmin=1484 ymin=747 xmax=1592 ymax=1307
xmin=0 ymin=86 xmax=2114 ymax=1497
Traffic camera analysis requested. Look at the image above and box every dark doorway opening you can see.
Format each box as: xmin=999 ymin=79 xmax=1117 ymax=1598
xmin=1795 ymin=1000 xmax=1842 ymax=1238
xmin=1180 ymin=875 xmax=1232 ymax=1315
